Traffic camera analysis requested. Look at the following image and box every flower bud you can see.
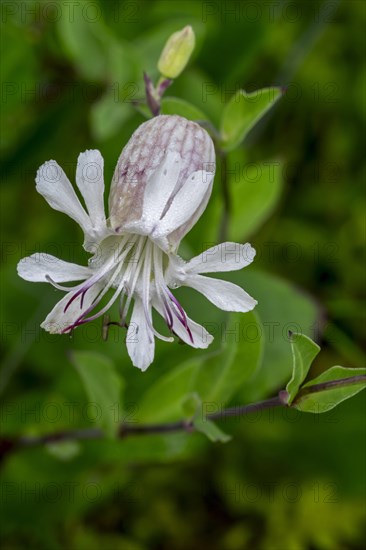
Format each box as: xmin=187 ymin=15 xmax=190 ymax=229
xmin=157 ymin=26 xmax=195 ymax=79
xmin=109 ymin=115 xmax=215 ymax=252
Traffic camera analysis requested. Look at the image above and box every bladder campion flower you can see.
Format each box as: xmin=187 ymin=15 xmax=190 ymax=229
xmin=17 ymin=115 xmax=257 ymax=370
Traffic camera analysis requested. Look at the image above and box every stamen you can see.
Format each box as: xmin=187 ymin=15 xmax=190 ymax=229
xmin=64 ymin=234 xmax=146 ymax=333
xmin=167 ymin=290 xmax=194 ymax=344
xmin=161 ymin=295 xmax=173 ymax=330
xmin=138 ymin=240 xmax=175 ymax=344
xmin=45 ymin=275 xmax=86 ymax=292
xmin=63 ymin=235 xmax=133 ymax=314
xmin=141 ymin=241 xmax=173 ymax=343
xmin=62 ymin=259 xmax=125 ymax=332
xmin=141 ymin=239 xmax=154 ymax=344
xmin=80 ymin=288 xmax=88 ymax=309
xmin=152 ymin=244 xmax=192 ymax=342
xmin=119 ymin=293 xmax=126 ymax=320
xmin=58 ymin=232 xmax=191 ymax=347
xmin=69 ymin=273 xmax=126 ymax=328
xmin=63 ymin=281 xmax=93 ymax=313
xmin=120 ymin=236 xmax=147 ymax=325
xmin=153 ymin=246 xmax=169 ymax=320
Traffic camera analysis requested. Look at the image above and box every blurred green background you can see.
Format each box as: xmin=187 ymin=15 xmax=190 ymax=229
xmin=1 ymin=0 xmax=365 ymax=549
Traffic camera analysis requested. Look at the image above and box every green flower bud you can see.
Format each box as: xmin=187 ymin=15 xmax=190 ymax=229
xmin=157 ymin=25 xmax=195 ymax=79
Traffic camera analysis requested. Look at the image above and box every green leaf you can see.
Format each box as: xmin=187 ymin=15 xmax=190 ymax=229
xmin=46 ymin=441 xmax=81 ymax=461
xmin=138 ymin=311 xmax=262 ymax=424
xmin=160 ymin=97 xmax=210 ymax=123
xmin=286 ymin=333 xmax=321 ymax=404
xmin=191 ymin=311 xmax=263 ymax=405
xmin=181 ymin=392 xmax=201 ymax=419
xmin=229 ymin=158 xmax=283 ymax=241
xmin=57 ymin=5 xmax=138 ymax=84
xmin=181 ymin=391 xmax=231 ymax=442
xmin=193 ymin=416 xmax=231 ymax=443
xmin=180 ymin=391 xmax=231 ymax=443
xmin=294 ymin=366 xmax=366 ymax=413
xmin=57 ymin=7 xmax=109 ymax=82
xmin=220 ymin=88 xmax=282 ymax=151
xmin=90 ymin=91 xmax=133 ymax=141
xmin=72 ymin=351 xmax=124 ymax=438
xmin=137 ymin=359 xmax=200 ymax=423
xmin=228 ymin=270 xmax=320 ymax=401
xmin=0 ymin=20 xmax=39 ymax=154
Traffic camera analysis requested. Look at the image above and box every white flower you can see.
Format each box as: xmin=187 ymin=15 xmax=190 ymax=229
xmin=17 ymin=115 xmax=257 ymax=371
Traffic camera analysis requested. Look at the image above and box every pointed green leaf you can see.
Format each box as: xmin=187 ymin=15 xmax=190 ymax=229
xmin=286 ymin=333 xmax=321 ymax=404
xmin=193 ymin=416 xmax=231 ymax=443
xmin=72 ymin=351 xmax=123 ymax=438
xmin=161 ymin=97 xmax=210 ymax=123
xmin=294 ymin=366 xmax=366 ymax=413
xmin=221 ymin=88 xmax=282 ymax=151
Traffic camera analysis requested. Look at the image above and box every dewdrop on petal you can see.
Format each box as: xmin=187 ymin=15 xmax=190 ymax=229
xmin=157 ymin=26 xmax=195 ymax=79
xmin=17 ymin=115 xmax=257 ymax=371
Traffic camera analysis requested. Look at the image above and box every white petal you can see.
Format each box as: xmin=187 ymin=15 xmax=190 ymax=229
xmin=153 ymin=299 xmax=213 ymax=349
xmin=41 ymin=283 xmax=103 ymax=334
xmin=174 ymin=316 xmax=214 ymax=348
xmin=17 ymin=254 xmax=92 ymax=283
xmin=126 ymin=298 xmax=155 ymax=371
xmin=76 ymin=150 xmax=106 ymax=230
xmin=154 ymin=170 xmax=214 ymax=236
xmin=142 ymin=151 xmax=182 ymax=225
xmin=185 ymin=274 xmax=257 ymax=312
xmin=36 ymin=160 xmax=92 ymax=232
xmin=186 ymin=242 xmax=256 ymax=274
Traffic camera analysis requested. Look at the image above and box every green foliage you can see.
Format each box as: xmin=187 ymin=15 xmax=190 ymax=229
xmin=181 ymin=392 xmax=231 ymax=443
xmin=160 ymin=96 xmax=209 ymax=122
xmin=1 ymin=0 xmax=365 ymax=547
xmin=220 ymin=88 xmax=282 ymax=152
xmin=295 ymin=366 xmax=366 ymax=413
xmin=57 ymin=10 xmax=109 ymax=82
xmin=181 ymin=392 xmax=201 ymax=418
xmin=193 ymin=415 xmax=231 ymax=443
xmin=72 ymin=351 xmax=124 ymax=438
xmin=229 ymin=270 xmax=319 ymax=401
xmin=137 ymin=311 xmax=262 ymax=423
xmin=90 ymin=91 xmax=134 ymax=141
xmin=229 ymin=158 xmax=284 ymax=241
xmin=191 ymin=311 xmax=263 ymax=404
xmin=0 ymin=19 xmax=39 ymax=154
xmin=137 ymin=358 xmax=199 ymax=423
xmin=46 ymin=440 xmax=81 ymax=461
xmin=286 ymin=333 xmax=321 ymax=404
xmin=57 ymin=6 xmax=138 ymax=85
xmin=283 ymin=333 xmax=366 ymax=413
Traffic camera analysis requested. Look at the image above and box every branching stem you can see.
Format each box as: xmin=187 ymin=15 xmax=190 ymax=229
xmin=1 ymin=376 xmax=364 ymax=462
